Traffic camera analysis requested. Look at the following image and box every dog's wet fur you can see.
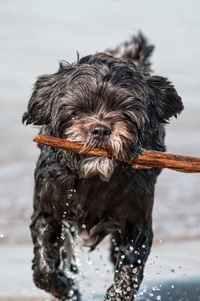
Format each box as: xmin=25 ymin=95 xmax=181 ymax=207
xmin=23 ymin=33 xmax=183 ymax=300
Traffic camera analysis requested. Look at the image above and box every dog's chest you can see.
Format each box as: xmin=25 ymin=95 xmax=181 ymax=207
xmin=63 ymin=176 xmax=126 ymax=246
xmin=62 ymin=168 xmax=155 ymax=246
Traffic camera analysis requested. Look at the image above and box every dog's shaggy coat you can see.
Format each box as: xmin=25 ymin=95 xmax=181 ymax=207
xmin=23 ymin=33 xmax=183 ymax=300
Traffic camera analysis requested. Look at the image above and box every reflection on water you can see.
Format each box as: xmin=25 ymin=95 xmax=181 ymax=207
xmin=0 ymin=0 xmax=200 ymax=244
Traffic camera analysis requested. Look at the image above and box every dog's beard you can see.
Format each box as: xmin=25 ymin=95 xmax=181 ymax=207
xmin=79 ymin=156 xmax=114 ymax=182
xmin=66 ymin=132 xmax=116 ymax=181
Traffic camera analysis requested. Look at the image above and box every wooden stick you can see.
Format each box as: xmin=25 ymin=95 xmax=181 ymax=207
xmin=33 ymin=135 xmax=200 ymax=173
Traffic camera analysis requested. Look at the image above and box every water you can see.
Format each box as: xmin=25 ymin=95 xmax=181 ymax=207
xmin=0 ymin=0 xmax=200 ymax=249
xmin=0 ymin=240 xmax=200 ymax=299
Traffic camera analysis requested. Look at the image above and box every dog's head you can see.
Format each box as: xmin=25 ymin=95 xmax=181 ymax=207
xmin=23 ymin=53 xmax=183 ymax=181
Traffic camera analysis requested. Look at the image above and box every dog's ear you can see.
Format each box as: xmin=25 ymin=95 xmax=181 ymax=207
xmin=147 ymin=75 xmax=184 ymax=122
xmin=22 ymin=73 xmax=58 ymax=126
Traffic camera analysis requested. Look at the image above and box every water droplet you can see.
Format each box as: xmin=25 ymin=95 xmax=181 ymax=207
xmin=121 ymin=255 xmax=125 ymax=259
xmin=115 ymin=288 xmax=121 ymax=294
xmin=76 ymin=258 xmax=82 ymax=267
xmin=62 ymin=213 xmax=66 ymax=218
xmin=81 ymin=224 xmax=86 ymax=229
xmin=61 ymin=234 xmax=65 ymax=240
xmin=68 ymin=289 xmax=74 ymax=297
xmin=171 ymin=284 xmax=175 ymax=288
xmin=66 ymin=202 xmax=69 ymax=206
xmin=0 ymin=234 xmax=4 ymax=239
xmin=142 ymin=244 xmax=146 ymax=248
xmin=71 ymin=226 xmax=75 ymax=232
xmin=137 ymin=259 xmax=141 ymax=264
xmin=132 ymin=267 xmax=138 ymax=274
xmin=129 ymin=246 xmax=134 ymax=251
xmin=87 ymin=257 xmax=92 ymax=265
xmin=156 ymin=296 xmax=161 ymax=300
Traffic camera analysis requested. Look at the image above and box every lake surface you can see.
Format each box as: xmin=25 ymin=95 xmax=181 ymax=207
xmin=0 ymin=0 xmax=200 ymax=246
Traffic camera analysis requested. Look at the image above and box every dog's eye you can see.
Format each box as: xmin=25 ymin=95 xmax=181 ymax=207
xmin=71 ymin=111 xmax=80 ymax=119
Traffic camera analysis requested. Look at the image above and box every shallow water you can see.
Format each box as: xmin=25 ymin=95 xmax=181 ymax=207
xmin=0 ymin=0 xmax=200 ymax=246
xmin=1 ymin=240 xmax=200 ymax=300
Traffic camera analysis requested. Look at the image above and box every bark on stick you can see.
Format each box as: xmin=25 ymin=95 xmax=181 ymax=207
xmin=33 ymin=135 xmax=200 ymax=173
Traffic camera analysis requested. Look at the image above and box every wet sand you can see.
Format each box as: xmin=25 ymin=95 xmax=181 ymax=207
xmin=0 ymin=239 xmax=200 ymax=300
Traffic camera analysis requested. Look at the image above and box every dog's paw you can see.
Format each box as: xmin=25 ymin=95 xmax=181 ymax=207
xmin=33 ymin=267 xmax=81 ymax=300
xmin=103 ymin=283 xmax=135 ymax=301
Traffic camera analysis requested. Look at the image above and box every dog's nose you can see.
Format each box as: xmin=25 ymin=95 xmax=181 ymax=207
xmin=90 ymin=124 xmax=111 ymax=137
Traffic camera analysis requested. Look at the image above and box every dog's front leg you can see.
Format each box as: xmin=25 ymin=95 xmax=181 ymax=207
xmin=30 ymin=211 xmax=80 ymax=301
xmin=104 ymin=225 xmax=153 ymax=301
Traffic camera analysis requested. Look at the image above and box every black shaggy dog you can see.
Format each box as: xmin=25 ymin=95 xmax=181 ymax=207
xmin=23 ymin=33 xmax=183 ymax=300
